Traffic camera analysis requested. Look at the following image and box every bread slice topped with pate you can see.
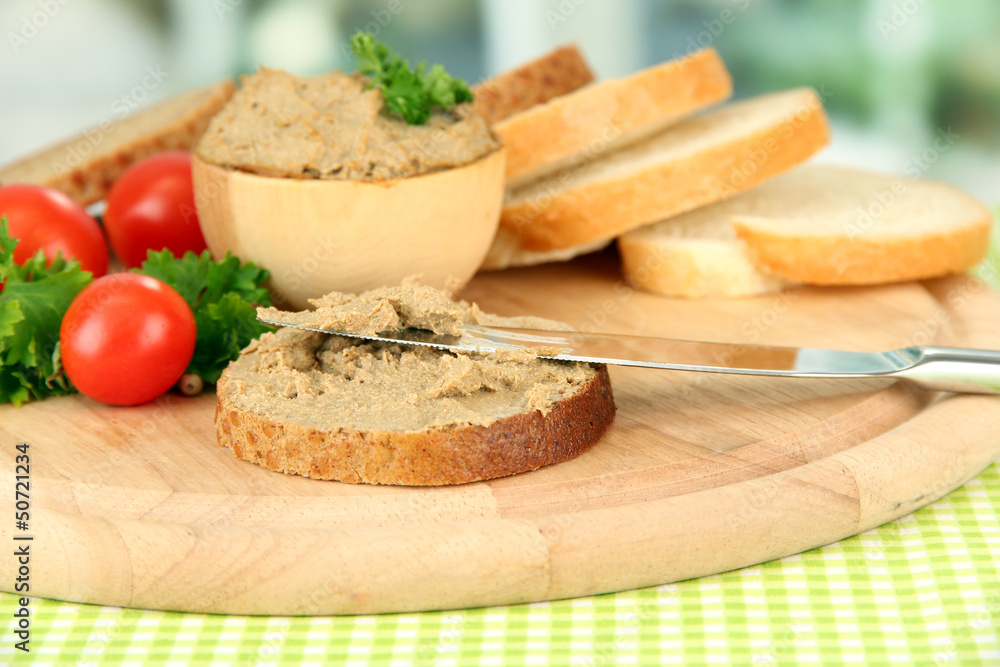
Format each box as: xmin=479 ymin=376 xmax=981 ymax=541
xmin=216 ymin=282 xmax=615 ymax=486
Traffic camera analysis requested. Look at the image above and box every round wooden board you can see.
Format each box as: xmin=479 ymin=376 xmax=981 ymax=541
xmin=3 ymin=252 xmax=1000 ymax=615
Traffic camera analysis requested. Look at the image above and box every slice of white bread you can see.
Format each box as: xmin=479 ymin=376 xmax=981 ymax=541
xmin=619 ymin=165 xmax=993 ymax=296
xmin=472 ymin=44 xmax=596 ymax=125
xmin=480 ymin=227 xmax=611 ymax=271
xmin=617 ymin=213 xmax=793 ymax=298
xmin=0 ymin=80 xmax=235 ymax=206
xmin=733 ymin=166 xmax=993 ymax=285
xmin=495 ymin=88 xmax=830 ymax=262
xmin=495 ymin=48 xmax=732 ymax=190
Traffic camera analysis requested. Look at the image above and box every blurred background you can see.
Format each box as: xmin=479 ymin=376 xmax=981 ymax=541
xmin=1 ymin=0 xmax=998 ymax=201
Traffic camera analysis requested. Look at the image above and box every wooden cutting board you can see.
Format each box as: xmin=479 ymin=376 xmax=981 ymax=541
xmin=3 ymin=252 xmax=1000 ymax=615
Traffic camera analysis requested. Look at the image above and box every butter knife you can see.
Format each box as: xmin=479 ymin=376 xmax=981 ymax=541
xmin=256 ymin=318 xmax=1000 ymax=395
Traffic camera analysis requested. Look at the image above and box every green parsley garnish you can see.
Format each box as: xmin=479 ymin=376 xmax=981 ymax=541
xmin=0 ymin=218 xmax=275 ymax=405
xmin=134 ymin=250 xmax=274 ymax=384
xmin=0 ymin=216 xmax=91 ymax=405
xmin=351 ymin=32 xmax=473 ymax=125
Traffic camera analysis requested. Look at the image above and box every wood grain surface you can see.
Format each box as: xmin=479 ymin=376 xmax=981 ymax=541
xmin=2 ymin=251 xmax=999 ymax=615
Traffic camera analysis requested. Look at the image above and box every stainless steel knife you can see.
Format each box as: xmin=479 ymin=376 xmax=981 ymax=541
xmin=256 ymin=318 xmax=1000 ymax=395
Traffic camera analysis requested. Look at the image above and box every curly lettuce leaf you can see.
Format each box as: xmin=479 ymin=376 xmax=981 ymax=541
xmin=0 ymin=216 xmax=92 ymax=405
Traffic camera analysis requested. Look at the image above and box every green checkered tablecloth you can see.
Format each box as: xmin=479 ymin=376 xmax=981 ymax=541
xmin=3 ymin=224 xmax=999 ymax=666
xmin=2 ymin=464 xmax=998 ymax=665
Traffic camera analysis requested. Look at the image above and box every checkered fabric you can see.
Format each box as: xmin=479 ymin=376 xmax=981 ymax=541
xmin=2 ymin=223 xmax=998 ymax=666
xmin=3 ymin=462 xmax=997 ymax=666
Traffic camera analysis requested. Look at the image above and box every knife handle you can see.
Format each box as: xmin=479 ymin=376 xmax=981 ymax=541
xmin=894 ymin=346 xmax=1000 ymax=395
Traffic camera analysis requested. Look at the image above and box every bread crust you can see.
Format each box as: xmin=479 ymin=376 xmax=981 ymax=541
xmin=480 ymin=226 xmax=611 ymax=270
xmin=472 ymin=44 xmax=595 ymax=126
xmin=496 ymin=48 xmax=732 ymax=188
xmin=0 ymin=80 xmax=235 ymax=206
xmin=501 ymin=89 xmax=830 ymax=253
xmin=734 ymin=218 xmax=993 ymax=285
xmin=216 ymin=365 xmax=615 ymax=486
xmin=618 ymin=165 xmax=993 ymax=293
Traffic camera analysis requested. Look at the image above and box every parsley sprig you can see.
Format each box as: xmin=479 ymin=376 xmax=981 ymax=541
xmin=134 ymin=250 xmax=274 ymax=384
xmin=351 ymin=32 xmax=473 ymax=125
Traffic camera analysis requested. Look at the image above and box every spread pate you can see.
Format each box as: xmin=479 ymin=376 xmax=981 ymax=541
xmin=195 ymin=67 xmax=500 ymax=181
xmin=227 ymin=284 xmax=597 ymax=432
xmin=258 ymin=282 xmax=563 ymax=337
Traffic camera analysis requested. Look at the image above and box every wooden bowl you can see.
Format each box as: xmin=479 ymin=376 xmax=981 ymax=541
xmin=192 ymin=148 xmax=506 ymax=310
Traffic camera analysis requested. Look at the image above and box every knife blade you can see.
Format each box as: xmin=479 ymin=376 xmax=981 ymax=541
xmin=256 ymin=317 xmax=1000 ymax=395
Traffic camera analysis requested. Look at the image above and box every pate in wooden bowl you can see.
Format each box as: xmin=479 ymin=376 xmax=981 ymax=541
xmin=193 ymin=67 xmax=505 ymax=310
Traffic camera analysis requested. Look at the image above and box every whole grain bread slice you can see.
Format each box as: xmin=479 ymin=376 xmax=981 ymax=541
xmin=217 ymin=363 xmax=614 ymax=486
xmin=619 ymin=165 xmax=993 ymax=296
xmin=0 ymin=79 xmax=235 ymax=206
xmin=494 ymin=88 xmax=830 ymax=264
xmin=218 ymin=281 xmax=616 ymax=486
xmin=495 ymin=48 xmax=732 ymax=190
xmin=472 ymin=44 xmax=596 ymax=125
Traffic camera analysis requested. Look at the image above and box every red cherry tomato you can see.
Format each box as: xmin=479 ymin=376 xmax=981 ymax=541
xmin=0 ymin=184 xmax=108 ymax=276
xmin=104 ymin=151 xmax=207 ymax=268
xmin=60 ymin=273 xmax=196 ymax=406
